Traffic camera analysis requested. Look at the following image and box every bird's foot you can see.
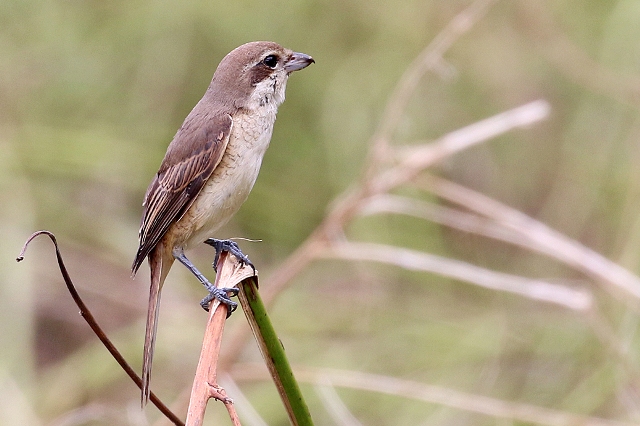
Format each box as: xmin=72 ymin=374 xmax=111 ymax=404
xmin=205 ymin=238 xmax=255 ymax=274
xmin=200 ymin=287 xmax=239 ymax=317
xmin=174 ymin=250 xmax=239 ymax=317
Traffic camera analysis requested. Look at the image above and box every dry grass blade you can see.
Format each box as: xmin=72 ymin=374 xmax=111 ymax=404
xmin=419 ymin=175 xmax=640 ymax=301
xmin=314 ymin=377 xmax=363 ymax=426
xmin=359 ymin=192 xmax=533 ymax=247
xmin=368 ymin=0 xmax=499 ymax=172
xmin=231 ymin=364 xmax=638 ymax=426
xmin=399 ymin=100 xmax=550 ymax=169
xmin=320 ymin=241 xmax=592 ymax=311
xmin=219 ymin=374 xmax=268 ymax=426
xmin=307 ymin=368 xmax=636 ymax=426
xmin=358 ymin=191 xmax=640 ymax=386
xmin=374 ymin=100 xmax=550 ymax=194
xmin=517 ymin=1 xmax=640 ymax=108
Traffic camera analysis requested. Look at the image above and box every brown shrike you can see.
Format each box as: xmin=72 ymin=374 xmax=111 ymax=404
xmin=131 ymin=41 xmax=313 ymax=404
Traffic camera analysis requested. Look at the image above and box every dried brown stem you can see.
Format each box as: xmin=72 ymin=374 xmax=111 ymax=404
xmin=16 ymin=231 xmax=184 ymax=426
xmin=186 ymin=251 xmax=254 ymax=426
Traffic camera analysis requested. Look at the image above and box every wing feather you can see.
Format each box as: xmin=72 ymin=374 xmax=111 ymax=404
xmin=131 ymin=113 xmax=232 ymax=274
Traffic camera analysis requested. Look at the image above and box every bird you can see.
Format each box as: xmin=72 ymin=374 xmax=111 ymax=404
xmin=131 ymin=41 xmax=314 ymax=405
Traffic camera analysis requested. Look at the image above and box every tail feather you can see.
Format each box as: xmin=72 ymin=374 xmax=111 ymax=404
xmin=141 ymin=244 xmax=173 ymax=406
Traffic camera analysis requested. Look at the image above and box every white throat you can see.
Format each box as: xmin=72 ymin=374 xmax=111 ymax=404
xmin=245 ymin=74 xmax=288 ymax=114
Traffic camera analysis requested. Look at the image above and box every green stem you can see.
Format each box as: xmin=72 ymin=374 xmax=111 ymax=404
xmin=238 ymin=277 xmax=313 ymax=426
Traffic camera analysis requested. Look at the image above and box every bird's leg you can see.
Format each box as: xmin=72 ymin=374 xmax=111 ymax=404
xmin=204 ymin=238 xmax=255 ymax=274
xmin=173 ymin=250 xmax=239 ymax=316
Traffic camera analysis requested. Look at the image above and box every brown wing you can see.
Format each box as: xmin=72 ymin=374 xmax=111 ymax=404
xmin=131 ymin=113 xmax=232 ymax=274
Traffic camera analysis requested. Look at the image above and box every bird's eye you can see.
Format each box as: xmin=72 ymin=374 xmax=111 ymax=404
xmin=262 ymin=55 xmax=278 ymax=68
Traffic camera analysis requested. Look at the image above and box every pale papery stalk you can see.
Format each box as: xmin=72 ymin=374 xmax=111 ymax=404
xmin=185 ymin=251 xmax=252 ymax=426
xmin=230 ymin=364 xmax=638 ymax=426
xmin=358 ymin=191 xmax=640 ymax=305
xmin=320 ymin=241 xmax=592 ymax=311
xmin=366 ymin=0 xmax=499 ymax=176
xmin=588 ymin=306 xmax=640 ymax=371
xmin=370 ymin=99 xmax=551 ymax=194
xmin=359 ymin=193 xmax=534 ymax=247
xmin=517 ymin=1 xmax=640 ymax=108
xmin=413 ymin=175 xmax=640 ymax=404
xmin=218 ymin=374 xmax=269 ymax=426
xmin=314 ymin=377 xmax=363 ymax=426
xmin=418 ymin=175 xmax=640 ymax=301
xmin=359 ymin=188 xmax=640 ymax=393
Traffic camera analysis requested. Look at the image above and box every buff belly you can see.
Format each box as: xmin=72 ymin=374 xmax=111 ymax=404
xmin=169 ymin=111 xmax=275 ymax=250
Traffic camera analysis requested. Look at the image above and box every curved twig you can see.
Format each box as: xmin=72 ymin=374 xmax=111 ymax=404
xmin=17 ymin=230 xmax=184 ymax=426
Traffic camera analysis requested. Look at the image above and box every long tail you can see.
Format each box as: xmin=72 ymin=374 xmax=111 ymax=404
xmin=142 ymin=243 xmax=174 ymax=406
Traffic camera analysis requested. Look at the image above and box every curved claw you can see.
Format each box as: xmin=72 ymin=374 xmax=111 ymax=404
xmin=205 ymin=238 xmax=256 ymax=274
xmin=200 ymin=287 xmax=239 ymax=318
xmin=223 ymin=287 xmax=240 ymax=297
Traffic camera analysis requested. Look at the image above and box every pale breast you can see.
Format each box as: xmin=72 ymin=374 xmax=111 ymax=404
xmin=172 ymin=109 xmax=277 ymax=249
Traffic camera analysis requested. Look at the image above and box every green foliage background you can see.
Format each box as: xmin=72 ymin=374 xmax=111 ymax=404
xmin=3 ymin=0 xmax=640 ymax=424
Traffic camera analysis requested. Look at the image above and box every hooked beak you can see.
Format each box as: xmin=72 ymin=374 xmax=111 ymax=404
xmin=284 ymin=52 xmax=315 ymax=73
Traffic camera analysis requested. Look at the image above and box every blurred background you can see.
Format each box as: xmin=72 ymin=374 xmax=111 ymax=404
xmin=3 ymin=0 xmax=640 ymax=424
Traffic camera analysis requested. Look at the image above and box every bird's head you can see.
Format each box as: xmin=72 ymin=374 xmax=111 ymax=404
xmin=208 ymin=41 xmax=314 ymax=112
